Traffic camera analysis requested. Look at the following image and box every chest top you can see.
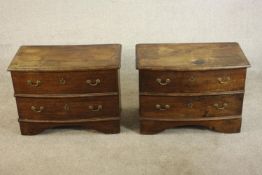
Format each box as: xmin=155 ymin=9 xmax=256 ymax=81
xmin=8 ymin=44 xmax=121 ymax=71
xmin=136 ymin=43 xmax=250 ymax=71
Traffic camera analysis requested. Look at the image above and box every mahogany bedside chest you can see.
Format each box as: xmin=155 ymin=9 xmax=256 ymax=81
xmin=136 ymin=43 xmax=250 ymax=134
xmin=8 ymin=44 xmax=121 ymax=135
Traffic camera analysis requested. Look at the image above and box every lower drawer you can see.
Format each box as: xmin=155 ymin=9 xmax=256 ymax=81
xmin=16 ymin=96 xmax=119 ymax=120
xmin=140 ymin=94 xmax=243 ymax=119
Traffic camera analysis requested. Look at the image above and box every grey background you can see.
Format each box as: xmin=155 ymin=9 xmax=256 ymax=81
xmin=0 ymin=1 xmax=261 ymax=175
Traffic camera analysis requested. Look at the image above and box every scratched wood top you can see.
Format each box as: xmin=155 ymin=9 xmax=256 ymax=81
xmin=136 ymin=43 xmax=250 ymax=71
xmin=8 ymin=44 xmax=121 ymax=71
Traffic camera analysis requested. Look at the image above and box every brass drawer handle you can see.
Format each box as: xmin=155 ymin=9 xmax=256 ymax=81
xmin=217 ymin=77 xmax=231 ymax=84
xmin=64 ymin=104 xmax=70 ymax=111
xmin=156 ymin=78 xmax=170 ymax=86
xmin=88 ymin=105 xmax=102 ymax=112
xmin=31 ymin=106 xmax=44 ymax=113
xmin=155 ymin=104 xmax=170 ymax=111
xmin=213 ymin=103 xmax=228 ymax=110
xmin=27 ymin=80 xmax=41 ymax=87
xmin=86 ymin=79 xmax=100 ymax=86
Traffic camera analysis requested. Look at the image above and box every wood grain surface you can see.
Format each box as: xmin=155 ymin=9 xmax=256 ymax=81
xmin=140 ymin=94 xmax=243 ymax=119
xmin=8 ymin=44 xmax=121 ymax=71
xmin=11 ymin=70 xmax=118 ymax=94
xmin=139 ymin=68 xmax=246 ymax=93
xmin=16 ymin=96 xmax=120 ymax=120
xmin=136 ymin=43 xmax=250 ymax=71
xmin=140 ymin=117 xmax=242 ymax=134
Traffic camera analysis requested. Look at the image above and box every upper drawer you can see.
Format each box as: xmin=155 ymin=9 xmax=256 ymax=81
xmin=140 ymin=93 xmax=243 ymax=119
xmin=11 ymin=70 xmax=118 ymax=94
xmin=139 ymin=69 xmax=246 ymax=93
xmin=16 ymin=95 xmax=119 ymax=120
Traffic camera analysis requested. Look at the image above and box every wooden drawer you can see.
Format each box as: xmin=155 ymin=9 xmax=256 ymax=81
xmin=140 ymin=94 xmax=243 ymax=119
xmin=11 ymin=70 xmax=118 ymax=94
xmin=139 ymin=69 xmax=246 ymax=93
xmin=16 ymin=96 xmax=119 ymax=120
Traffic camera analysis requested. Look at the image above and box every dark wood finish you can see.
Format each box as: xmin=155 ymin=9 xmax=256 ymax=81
xmin=140 ymin=91 xmax=244 ymax=97
xmin=136 ymin=43 xmax=250 ymax=71
xmin=9 ymin=44 xmax=121 ymax=135
xmin=11 ymin=70 xmax=118 ymax=94
xmin=140 ymin=69 xmax=246 ymax=93
xmin=19 ymin=119 xmax=120 ymax=135
xmin=137 ymin=43 xmax=250 ymax=134
xmin=15 ymin=93 xmax=118 ymax=98
xmin=16 ymin=96 xmax=119 ymax=120
xmin=140 ymin=94 xmax=243 ymax=119
xmin=8 ymin=44 xmax=121 ymax=71
xmin=140 ymin=117 xmax=241 ymax=134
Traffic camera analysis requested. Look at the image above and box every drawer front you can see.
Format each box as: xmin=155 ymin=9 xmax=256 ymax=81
xmin=16 ymin=96 xmax=119 ymax=120
xmin=140 ymin=69 xmax=246 ymax=93
xmin=140 ymin=94 xmax=243 ymax=119
xmin=11 ymin=70 xmax=118 ymax=94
